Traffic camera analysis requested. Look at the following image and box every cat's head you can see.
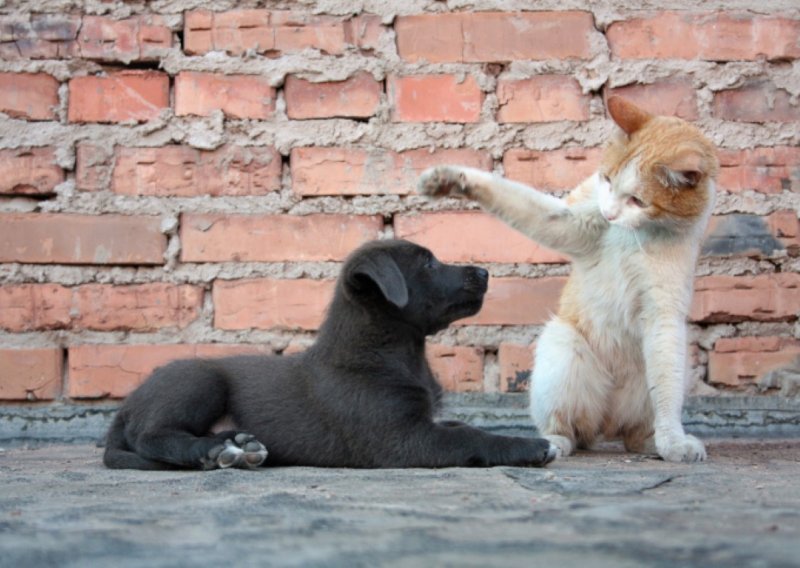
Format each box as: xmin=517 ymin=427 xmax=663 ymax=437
xmin=596 ymin=96 xmax=719 ymax=231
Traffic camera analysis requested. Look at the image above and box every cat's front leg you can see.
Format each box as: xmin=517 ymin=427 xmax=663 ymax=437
xmin=643 ymin=313 xmax=706 ymax=463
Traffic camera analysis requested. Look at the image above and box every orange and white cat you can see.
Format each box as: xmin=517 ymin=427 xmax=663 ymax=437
xmin=418 ymin=96 xmax=719 ymax=463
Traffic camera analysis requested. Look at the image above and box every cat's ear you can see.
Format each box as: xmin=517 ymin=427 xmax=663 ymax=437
xmin=607 ymin=96 xmax=653 ymax=135
xmin=655 ymin=153 xmax=704 ymax=189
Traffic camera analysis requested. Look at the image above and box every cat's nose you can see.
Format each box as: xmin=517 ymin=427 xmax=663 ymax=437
xmin=601 ymin=208 xmax=619 ymax=221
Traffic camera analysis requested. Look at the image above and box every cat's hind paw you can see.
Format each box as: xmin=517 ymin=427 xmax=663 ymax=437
xmin=657 ymin=433 xmax=706 ymax=463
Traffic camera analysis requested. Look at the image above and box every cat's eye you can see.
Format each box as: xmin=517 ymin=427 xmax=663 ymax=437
xmin=600 ymin=173 xmax=611 ymax=183
xmin=627 ymin=196 xmax=645 ymax=208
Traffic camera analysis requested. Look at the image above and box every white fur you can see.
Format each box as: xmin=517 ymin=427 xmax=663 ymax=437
xmin=418 ymin=166 xmax=714 ymax=463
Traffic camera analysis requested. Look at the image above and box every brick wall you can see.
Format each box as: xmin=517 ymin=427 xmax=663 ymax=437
xmin=0 ymin=1 xmax=798 ymax=405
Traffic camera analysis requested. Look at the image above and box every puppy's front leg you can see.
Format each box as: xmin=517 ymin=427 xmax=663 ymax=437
xmin=399 ymin=422 xmax=556 ymax=468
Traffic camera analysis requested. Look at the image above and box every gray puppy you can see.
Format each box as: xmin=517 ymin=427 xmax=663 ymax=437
xmin=104 ymin=239 xmax=556 ymax=470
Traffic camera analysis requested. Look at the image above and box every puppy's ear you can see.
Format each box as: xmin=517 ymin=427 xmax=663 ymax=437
xmin=347 ymin=252 xmax=409 ymax=309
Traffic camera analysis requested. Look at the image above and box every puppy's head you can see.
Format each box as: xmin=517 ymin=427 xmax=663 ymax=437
xmin=342 ymin=240 xmax=488 ymax=335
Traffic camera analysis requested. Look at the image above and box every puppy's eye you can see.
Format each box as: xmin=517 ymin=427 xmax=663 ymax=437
xmin=627 ymin=195 xmax=645 ymax=208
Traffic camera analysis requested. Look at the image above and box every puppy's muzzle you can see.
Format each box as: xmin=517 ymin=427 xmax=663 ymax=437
xmin=464 ymin=267 xmax=489 ymax=294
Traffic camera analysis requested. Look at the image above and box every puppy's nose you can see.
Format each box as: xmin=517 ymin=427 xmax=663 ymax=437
xmin=475 ymin=268 xmax=489 ymax=284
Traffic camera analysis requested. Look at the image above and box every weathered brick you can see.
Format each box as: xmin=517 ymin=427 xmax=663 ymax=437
xmin=496 ymin=76 xmax=589 ymax=123
xmin=0 ymin=147 xmax=64 ymax=195
xmin=0 ymin=72 xmax=59 ymax=120
xmin=607 ymin=12 xmax=800 ymax=61
xmin=396 ymin=12 xmax=596 ymax=63
xmin=691 ymin=274 xmax=800 ymax=323
xmin=290 ymin=147 xmax=491 ymax=196
xmin=112 ymin=145 xmax=282 ymax=196
xmin=605 ymin=81 xmax=699 ymax=120
xmin=174 ymin=71 xmax=275 ymax=119
xmin=0 ymin=14 xmax=81 ymax=59
xmin=0 ymin=213 xmax=166 ymax=264
xmin=285 ymin=72 xmax=382 ymax=119
xmin=68 ymin=343 xmax=272 ymax=399
xmin=718 ymin=147 xmax=800 ymax=194
xmin=389 ymin=75 xmax=483 ymax=123
xmin=712 ymin=84 xmax=799 ymax=123
xmin=703 ymin=212 xmax=800 ymax=257
xmin=347 ymin=14 xmax=385 ymax=51
xmin=458 ymin=277 xmax=566 ymax=326
xmin=184 ymin=10 xmax=347 ymax=56
xmin=503 ymin=147 xmax=602 ymax=192
xmin=78 ymin=15 xmax=172 ymax=62
xmin=498 ymin=343 xmax=535 ymax=393
xmin=708 ymin=337 xmax=800 ymax=388
xmin=0 ymin=348 xmax=62 ymax=401
xmin=0 ymin=284 xmax=202 ymax=332
xmin=426 ymin=344 xmax=484 ymax=392
xmin=213 ymin=278 xmax=335 ymax=330
xmin=68 ymin=71 xmax=169 ymax=123
xmin=394 ymin=212 xmax=566 ymax=264
xmin=75 ymin=143 xmax=111 ymax=192
xmin=181 ymin=214 xmax=383 ymax=262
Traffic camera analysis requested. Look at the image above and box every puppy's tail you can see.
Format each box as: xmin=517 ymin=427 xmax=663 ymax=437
xmin=103 ymin=413 xmax=174 ymax=471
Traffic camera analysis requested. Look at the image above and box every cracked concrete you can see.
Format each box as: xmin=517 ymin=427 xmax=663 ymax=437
xmin=0 ymin=439 xmax=798 ymax=567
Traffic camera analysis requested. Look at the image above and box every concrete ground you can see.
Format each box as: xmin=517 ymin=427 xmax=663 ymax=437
xmin=1 ymin=440 xmax=798 ymax=568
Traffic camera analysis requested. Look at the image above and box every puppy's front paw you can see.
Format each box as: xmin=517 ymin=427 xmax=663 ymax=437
xmin=417 ymin=166 xmax=470 ymax=198
xmin=657 ymin=433 xmax=706 ymax=463
xmin=205 ymin=433 xmax=268 ymax=470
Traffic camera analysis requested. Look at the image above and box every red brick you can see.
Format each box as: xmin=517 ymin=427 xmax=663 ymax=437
xmin=458 ymin=277 xmax=566 ymax=326
xmin=213 ymin=278 xmax=335 ymax=330
xmin=503 ymin=147 xmax=602 ymax=192
xmin=708 ymin=337 xmax=800 ymax=388
xmin=0 ymin=72 xmax=59 ymax=120
xmin=290 ymin=147 xmax=491 ymax=196
xmin=78 ymin=15 xmax=172 ymax=62
xmin=0 ymin=147 xmax=64 ymax=195
xmin=691 ymin=274 xmax=800 ymax=323
xmin=181 ymin=214 xmax=383 ymax=262
xmin=347 ymin=15 xmax=385 ymax=51
xmin=0 ymin=14 xmax=81 ymax=59
xmin=67 ymin=343 xmax=272 ymax=399
xmin=0 ymin=283 xmax=202 ymax=332
xmin=396 ymin=12 xmax=596 ymax=63
xmin=605 ymin=81 xmax=699 ymax=120
xmin=285 ymin=72 xmax=381 ymax=119
xmin=0 ymin=348 xmax=62 ymax=401
xmin=112 ymin=145 xmax=282 ymax=196
xmin=426 ymin=344 xmax=484 ymax=392
xmin=0 ymin=213 xmax=166 ymax=264
xmin=718 ymin=147 xmax=800 ymax=194
xmin=395 ymin=212 xmax=566 ymax=264
xmin=184 ymin=10 xmax=347 ymax=56
xmin=607 ymin=13 xmax=800 ymax=61
xmin=703 ymin=212 xmax=800 ymax=257
xmin=68 ymin=71 xmax=169 ymax=123
xmin=713 ymin=84 xmax=799 ymax=123
xmin=389 ymin=75 xmax=483 ymax=123
xmin=174 ymin=71 xmax=275 ymax=119
xmin=498 ymin=343 xmax=535 ymax=393
xmin=497 ymin=76 xmax=589 ymax=123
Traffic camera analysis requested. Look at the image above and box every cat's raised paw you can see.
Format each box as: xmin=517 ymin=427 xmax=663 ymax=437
xmin=657 ymin=433 xmax=706 ymax=463
xmin=417 ymin=166 xmax=469 ymax=198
